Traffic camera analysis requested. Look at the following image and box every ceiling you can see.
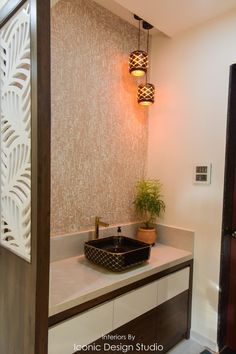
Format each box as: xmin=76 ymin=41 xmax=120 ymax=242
xmin=50 ymin=0 xmax=236 ymax=36
xmin=111 ymin=0 xmax=236 ymax=36
xmin=93 ymin=0 xmax=149 ymax=31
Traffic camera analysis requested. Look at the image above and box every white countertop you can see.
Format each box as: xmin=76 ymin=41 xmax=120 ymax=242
xmin=49 ymin=243 xmax=193 ymax=317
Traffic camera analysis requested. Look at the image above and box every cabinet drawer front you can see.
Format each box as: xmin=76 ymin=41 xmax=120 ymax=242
xmin=157 ymin=267 xmax=190 ymax=306
xmin=48 ymin=302 xmax=113 ymax=354
xmin=113 ymin=281 xmax=157 ymax=329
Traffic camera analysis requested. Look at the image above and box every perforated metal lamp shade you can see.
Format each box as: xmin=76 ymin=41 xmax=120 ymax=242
xmin=129 ymin=50 xmax=148 ymax=77
xmin=138 ymin=83 xmax=155 ymax=106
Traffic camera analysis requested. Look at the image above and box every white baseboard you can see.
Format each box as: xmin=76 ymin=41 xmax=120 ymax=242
xmin=190 ymin=330 xmax=219 ymax=352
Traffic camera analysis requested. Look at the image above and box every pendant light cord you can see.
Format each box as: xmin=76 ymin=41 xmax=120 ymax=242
xmin=138 ymin=20 xmax=141 ymax=50
xmin=147 ymin=29 xmax=149 ymax=55
xmin=145 ymin=29 xmax=150 ymax=84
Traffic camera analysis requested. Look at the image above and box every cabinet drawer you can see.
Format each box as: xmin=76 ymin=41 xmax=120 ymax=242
xmin=113 ymin=281 xmax=157 ymax=329
xmin=157 ymin=267 xmax=190 ymax=305
xmin=48 ymin=301 xmax=113 ymax=354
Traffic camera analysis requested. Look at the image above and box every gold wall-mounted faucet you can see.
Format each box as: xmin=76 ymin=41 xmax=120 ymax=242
xmin=95 ymin=216 xmax=109 ymax=239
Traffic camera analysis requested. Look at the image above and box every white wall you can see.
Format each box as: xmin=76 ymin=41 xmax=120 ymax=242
xmin=148 ymin=10 xmax=236 ymax=350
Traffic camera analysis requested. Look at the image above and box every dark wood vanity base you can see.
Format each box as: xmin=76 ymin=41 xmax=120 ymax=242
xmin=74 ymin=291 xmax=189 ymax=354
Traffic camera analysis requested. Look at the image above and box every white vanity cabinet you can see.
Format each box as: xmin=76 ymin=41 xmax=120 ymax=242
xmin=157 ymin=267 xmax=190 ymax=305
xmin=48 ymin=265 xmax=191 ymax=354
xmin=113 ymin=267 xmax=189 ymax=329
xmin=113 ymin=281 xmax=158 ymax=329
xmin=48 ymin=301 xmax=113 ymax=354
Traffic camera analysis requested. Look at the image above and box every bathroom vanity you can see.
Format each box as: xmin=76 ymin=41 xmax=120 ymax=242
xmin=48 ymin=243 xmax=193 ymax=354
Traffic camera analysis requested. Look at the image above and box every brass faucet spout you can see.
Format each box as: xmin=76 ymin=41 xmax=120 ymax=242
xmin=99 ymin=221 xmax=109 ymax=227
xmin=95 ymin=216 xmax=109 ymax=239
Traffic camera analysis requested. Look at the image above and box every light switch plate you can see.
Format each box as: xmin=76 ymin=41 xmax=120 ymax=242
xmin=193 ymin=163 xmax=212 ymax=185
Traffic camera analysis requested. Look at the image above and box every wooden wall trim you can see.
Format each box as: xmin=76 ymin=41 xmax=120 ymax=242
xmin=187 ymin=259 xmax=194 ymax=338
xmin=218 ymin=64 xmax=236 ymax=351
xmin=49 ymin=259 xmax=193 ymax=327
xmin=31 ymin=0 xmax=51 ymax=353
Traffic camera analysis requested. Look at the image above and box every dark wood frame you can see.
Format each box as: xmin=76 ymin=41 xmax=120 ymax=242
xmin=0 ymin=1 xmax=50 ymax=353
xmin=218 ymin=64 xmax=236 ymax=352
xmin=49 ymin=259 xmax=193 ymax=329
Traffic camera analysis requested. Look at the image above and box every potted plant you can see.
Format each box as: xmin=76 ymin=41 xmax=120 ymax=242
xmin=133 ymin=179 xmax=165 ymax=245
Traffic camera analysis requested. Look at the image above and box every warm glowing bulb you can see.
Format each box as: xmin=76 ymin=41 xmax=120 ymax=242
xmin=131 ymin=69 xmax=146 ymax=77
xmin=139 ymin=101 xmax=153 ymax=106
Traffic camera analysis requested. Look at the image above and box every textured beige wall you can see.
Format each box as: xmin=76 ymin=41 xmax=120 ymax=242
xmin=51 ymin=0 xmax=148 ymax=236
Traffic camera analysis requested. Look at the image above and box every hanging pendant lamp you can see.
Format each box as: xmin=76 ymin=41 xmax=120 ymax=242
xmin=138 ymin=83 xmax=155 ymax=106
xmin=129 ymin=15 xmax=148 ymax=77
xmin=138 ymin=21 xmax=155 ymax=106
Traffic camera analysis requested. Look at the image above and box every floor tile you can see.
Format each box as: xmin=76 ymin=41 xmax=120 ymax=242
xmin=168 ymin=339 xmax=205 ymax=354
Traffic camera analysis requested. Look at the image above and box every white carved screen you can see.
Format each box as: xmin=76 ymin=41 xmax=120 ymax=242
xmin=0 ymin=2 xmax=31 ymax=262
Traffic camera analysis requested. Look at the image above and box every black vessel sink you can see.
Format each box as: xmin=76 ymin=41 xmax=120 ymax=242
xmin=84 ymin=236 xmax=151 ymax=272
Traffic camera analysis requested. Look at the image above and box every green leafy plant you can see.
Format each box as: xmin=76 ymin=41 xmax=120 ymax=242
xmin=133 ymin=179 xmax=165 ymax=229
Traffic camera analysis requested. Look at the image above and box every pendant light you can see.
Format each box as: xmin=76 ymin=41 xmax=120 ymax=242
xmin=129 ymin=15 xmax=148 ymax=77
xmin=138 ymin=21 xmax=155 ymax=106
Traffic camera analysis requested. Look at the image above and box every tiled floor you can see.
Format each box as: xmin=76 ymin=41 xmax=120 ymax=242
xmin=168 ymin=339 xmax=205 ymax=354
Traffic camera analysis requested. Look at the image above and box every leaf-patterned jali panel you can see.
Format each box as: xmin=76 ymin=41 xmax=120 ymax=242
xmin=0 ymin=2 xmax=31 ymax=262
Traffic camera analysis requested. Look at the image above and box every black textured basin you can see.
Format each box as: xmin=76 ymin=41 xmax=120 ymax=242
xmin=84 ymin=236 xmax=151 ymax=272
